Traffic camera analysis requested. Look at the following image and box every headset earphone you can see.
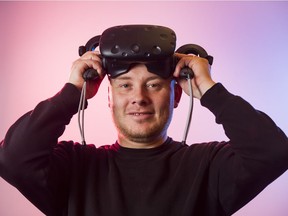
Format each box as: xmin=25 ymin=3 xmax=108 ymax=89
xmin=77 ymin=25 xmax=214 ymax=145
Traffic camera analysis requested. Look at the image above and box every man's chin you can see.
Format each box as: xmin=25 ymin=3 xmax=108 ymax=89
xmin=121 ymin=128 xmax=164 ymax=144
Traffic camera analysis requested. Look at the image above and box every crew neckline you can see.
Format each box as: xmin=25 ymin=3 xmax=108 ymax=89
xmin=110 ymin=137 xmax=176 ymax=158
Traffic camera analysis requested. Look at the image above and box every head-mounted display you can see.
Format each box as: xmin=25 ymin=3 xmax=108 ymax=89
xmin=79 ymin=25 xmax=213 ymax=79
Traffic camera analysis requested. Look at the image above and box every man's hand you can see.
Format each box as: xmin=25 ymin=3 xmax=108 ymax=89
xmin=174 ymin=53 xmax=216 ymax=99
xmin=69 ymin=51 xmax=106 ymax=99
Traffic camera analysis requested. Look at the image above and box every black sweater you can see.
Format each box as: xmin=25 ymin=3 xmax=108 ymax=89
xmin=0 ymin=83 xmax=287 ymax=216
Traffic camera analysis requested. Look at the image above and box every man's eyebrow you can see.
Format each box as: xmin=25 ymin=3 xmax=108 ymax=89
xmin=112 ymin=75 xmax=163 ymax=82
xmin=146 ymin=75 xmax=164 ymax=81
xmin=113 ymin=76 xmax=132 ymax=81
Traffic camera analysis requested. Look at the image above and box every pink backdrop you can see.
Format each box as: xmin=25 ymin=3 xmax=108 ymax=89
xmin=0 ymin=2 xmax=287 ymax=215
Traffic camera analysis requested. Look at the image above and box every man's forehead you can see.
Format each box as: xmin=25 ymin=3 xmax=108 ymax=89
xmin=111 ymin=71 xmax=163 ymax=81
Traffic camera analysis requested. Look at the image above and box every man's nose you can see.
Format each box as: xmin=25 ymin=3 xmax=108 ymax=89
xmin=131 ymin=86 xmax=150 ymax=106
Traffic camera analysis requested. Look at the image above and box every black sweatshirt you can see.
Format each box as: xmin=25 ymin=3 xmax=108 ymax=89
xmin=0 ymin=83 xmax=287 ymax=216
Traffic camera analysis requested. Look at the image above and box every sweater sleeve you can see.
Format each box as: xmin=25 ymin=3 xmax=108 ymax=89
xmin=200 ymin=83 xmax=288 ymax=215
xmin=0 ymin=83 xmax=82 ymax=215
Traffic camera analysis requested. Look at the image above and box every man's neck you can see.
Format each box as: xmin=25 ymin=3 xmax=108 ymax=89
xmin=117 ymin=134 xmax=168 ymax=149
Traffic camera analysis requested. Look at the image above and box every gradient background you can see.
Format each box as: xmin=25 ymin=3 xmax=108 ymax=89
xmin=0 ymin=1 xmax=287 ymax=215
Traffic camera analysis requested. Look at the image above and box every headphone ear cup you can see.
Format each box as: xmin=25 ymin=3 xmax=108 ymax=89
xmin=176 ymin=44 xmax=207 ymax=56
xmin=102 ymin=58 xmax=107 ymax=71
xmin=78 ymin=46 xmax=87 ymax=56
xmin=176 ymin=44 xmax=213 ymax=65
xmin=78 ymin=35 xmax=101 ymax=57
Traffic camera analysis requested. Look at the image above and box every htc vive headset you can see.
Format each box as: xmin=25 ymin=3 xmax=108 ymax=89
xmin=79 ymin=25 xmax=213 ymax=79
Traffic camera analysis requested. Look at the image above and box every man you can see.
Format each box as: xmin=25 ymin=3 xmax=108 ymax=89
xmin=1 ymin=42 xmax=288 ymax=215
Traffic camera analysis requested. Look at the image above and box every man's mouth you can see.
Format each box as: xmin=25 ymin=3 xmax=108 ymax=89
xmin=128 ymin=112 xmax=154 ymax=120
xmin=131 ymin=112 xmax=151 ymax=115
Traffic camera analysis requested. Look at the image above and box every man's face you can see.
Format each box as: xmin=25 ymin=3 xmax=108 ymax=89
xmin=108 ymin=64 xmax=180 ymax=147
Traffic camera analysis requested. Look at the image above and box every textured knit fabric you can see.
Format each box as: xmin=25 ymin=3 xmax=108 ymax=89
xmin=1 ymin=83 xmax=287 ymax=216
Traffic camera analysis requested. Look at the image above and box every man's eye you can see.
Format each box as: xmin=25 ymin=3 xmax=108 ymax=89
xmin=146 ymin=83 xmax=161 ymax=90
xmin=120 ymin=84 xmax=130 ymax=88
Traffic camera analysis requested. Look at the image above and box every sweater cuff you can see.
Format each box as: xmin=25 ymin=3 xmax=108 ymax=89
xmin=200 ymin=83 xmax=235 ymax=123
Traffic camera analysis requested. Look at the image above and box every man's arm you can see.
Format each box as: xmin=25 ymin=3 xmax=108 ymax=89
xmin=0 ymin=51 xmax=105 ymax=215
xmin=201 ymin=83 xmax=288 ymax=215
xmin=0 ymin=83 xmax=81 ymax=215
xmin=174 ymin=54 xmax=288 ymax=214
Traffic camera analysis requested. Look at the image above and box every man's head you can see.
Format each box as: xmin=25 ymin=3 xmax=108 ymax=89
xmin=108 ymin=64 xmax=182 ymax=148
xmin=76 ymin=25 xmax=214 ymax=147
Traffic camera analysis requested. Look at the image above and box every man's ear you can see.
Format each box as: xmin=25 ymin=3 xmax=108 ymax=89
xmin=174 ymin=82 xmax=182 ymax=108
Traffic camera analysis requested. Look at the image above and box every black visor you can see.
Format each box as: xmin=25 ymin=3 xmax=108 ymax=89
xmin=103 ymin=57 xmax=175 ymax=78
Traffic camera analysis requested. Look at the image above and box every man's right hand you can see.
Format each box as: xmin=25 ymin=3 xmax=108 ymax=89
xmin=69 ymin=51 xmax=106 ymax=99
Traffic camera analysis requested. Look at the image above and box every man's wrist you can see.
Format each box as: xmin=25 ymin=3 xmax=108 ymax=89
xmin=198 ymin=80 xmax=217 ymax=99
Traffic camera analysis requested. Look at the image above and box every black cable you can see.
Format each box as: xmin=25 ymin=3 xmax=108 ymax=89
xmin=77 ymin=81 xmax=87 ymax=145
xmin=181 ymin=74 xmax=194 ymax=145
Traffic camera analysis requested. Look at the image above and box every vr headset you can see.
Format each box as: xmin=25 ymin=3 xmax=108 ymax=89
xmin=79 ymin=24 xmax=213 ymax=79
